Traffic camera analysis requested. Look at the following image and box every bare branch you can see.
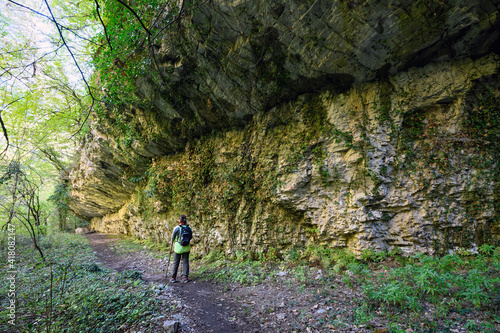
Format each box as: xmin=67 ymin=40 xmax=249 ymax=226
xmin=6 ymin=0 xmax=101 ymax=46
xmin=125 ymin=0 xmax=191 ymax=79
xmin=4 ymin=0 xmax=97 ymax=137
xmin=41 ymin=72 xmax=84 ymax=108
xmin=0 ymin=44 xmax=64 ymax=80
xmin=0 ymin=113 xmax=10 ymax=156
xmin=7 ymin=0 xmax=55 ymax=23
xmin=94 ymin=0 xmax=113 ymax=51
xmin=149 ymin=43 xmax=168 ymax=86
xmin=59 ymin=25 xmax=101 ymax=46
xmin=42 ymin=0 xmax=97 ymax=136
xmin=0 ymin=97 xmax=24 ymax=156
xmin=115 ymin=0 xmax=152 ymax=36
xmin=152 ymin=0 xmax=197 ymax=41
xmin=148 ymin=0 xmax=172 ymax=31
xmin=38 ymin=148 xmax=69 ymax=177
xmin=0 ymin=65 xmax=33 ymax=90
xmin=0 ymin=46 xmax=49 ymax=56
xmin=71 ymin=99 xmax=95 ymax=138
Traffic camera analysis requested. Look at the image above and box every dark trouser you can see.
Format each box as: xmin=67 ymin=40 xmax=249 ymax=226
xmin=171 ymin=252 xmax=189 ymax=279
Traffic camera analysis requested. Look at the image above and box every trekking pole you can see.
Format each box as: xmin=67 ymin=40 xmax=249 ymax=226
xmin=181 ymin=257 xmax=184 ymax=282
xmin=166 ymin=242 xmax=173 ymax=280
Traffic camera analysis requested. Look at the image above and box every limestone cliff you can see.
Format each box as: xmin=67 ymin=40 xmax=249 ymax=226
xmin=69 ymin=0 xmax=500 ymax=255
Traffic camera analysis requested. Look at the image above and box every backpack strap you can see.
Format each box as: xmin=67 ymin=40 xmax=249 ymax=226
xmin=176 ymin=225 xmax=184 ymax=243
xmin=172 ymin=225 xmax=180 ymax=245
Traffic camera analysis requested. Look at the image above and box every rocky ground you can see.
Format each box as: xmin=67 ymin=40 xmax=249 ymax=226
xmin=85 ymin=233 xmax=498 ymax=333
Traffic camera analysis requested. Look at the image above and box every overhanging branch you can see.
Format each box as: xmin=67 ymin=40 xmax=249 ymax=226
xmin=115 ymin=0 xmax=152 ymax=36
xmin=0 ymin=113 xmax=9 ymax=156
xmin=6 ymin=0 xmax=100 ymax=46
xmin=94 ymin=0 xmax=113 ymax=51
xmin=42 ymin=0 xmax=97 ymax=136
xmin=0 ymin=97 xmax=24 ymax=156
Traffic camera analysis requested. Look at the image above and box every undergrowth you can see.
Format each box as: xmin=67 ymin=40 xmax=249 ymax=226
xmin=108 ymin=235 xmax=169 ymax=258
xmin=193 ymin=244 xmax=500 ymax=332
xmin=0 ymin=233 xmax=168 ymax=332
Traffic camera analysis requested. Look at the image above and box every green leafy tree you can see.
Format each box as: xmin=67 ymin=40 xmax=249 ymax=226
xmin=0 ymin=161 xmax=45 ymax=259
xmin=0 ymin=0 xmax=97 ymax=232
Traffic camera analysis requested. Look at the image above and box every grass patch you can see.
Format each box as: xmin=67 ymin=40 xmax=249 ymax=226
xmin=193 ymin=244 xmax=500 ymax=332
xmin=108 ymin=235 xmax=169 ymax=258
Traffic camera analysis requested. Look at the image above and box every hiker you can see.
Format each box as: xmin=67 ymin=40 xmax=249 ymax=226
xmin=170 ymin=215 xmax=192 ymax=283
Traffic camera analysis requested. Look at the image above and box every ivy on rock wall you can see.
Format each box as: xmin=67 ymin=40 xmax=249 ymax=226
xmin=129 ymin=96 xmax=329 ymax=257
xmin=91 ymin=0 xmax=203 ymax=149
xmin=393 ymin=76 xmax=500 ymax=251
xmin=90 ymin=66 xmax=500 ymax=256
xmin=78 ymin=0 xmax=500 ymax=255
xmin=85 ymin=0 xmax=500 ymax=154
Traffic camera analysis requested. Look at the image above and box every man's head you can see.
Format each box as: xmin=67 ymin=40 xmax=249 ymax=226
xmin=179 ymin=215 xmax=187 ymax=224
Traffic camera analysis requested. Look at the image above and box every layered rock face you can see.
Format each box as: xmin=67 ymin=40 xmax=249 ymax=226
xmin=70 ymin=0 xmax=500 ymax=255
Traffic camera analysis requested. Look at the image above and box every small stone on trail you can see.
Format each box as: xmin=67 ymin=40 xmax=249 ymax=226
xmin=276 ymin=313 xmax=286 ymax=320
xmin=278 ymin=271 xmax=287 ymax=276
xmin=316 ymin=309 xmax=327 ymax=315
xmin=163 ymin=320 xmax=180 ymax=333
xmin=75 ymin=227 xmax=91 ymax=235
xmin=373 ymin=328 xmax=389 ymax=333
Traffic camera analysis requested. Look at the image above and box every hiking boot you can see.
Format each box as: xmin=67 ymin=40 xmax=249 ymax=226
xmin=170 ymin=278 xmax=177 ymax=283
xmin=183 ymin=277 xmax=189 ymax=283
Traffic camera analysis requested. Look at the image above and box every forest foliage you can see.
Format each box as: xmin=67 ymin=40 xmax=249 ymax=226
xmin=0 ymin=0 xmax=201 ymax=232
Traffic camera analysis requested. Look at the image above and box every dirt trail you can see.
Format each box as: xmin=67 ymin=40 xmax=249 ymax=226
xmin=85 ymin=232 xmax=260 ymax=333
xmin=84 ymin=233 xmax=396 ymax=333
xmin=84 ymin=233 xmax=500 ymax=333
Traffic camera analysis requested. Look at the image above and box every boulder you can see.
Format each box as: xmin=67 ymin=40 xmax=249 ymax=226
xmin=162 ymin=320 xmax=180 ymax=333
xmin=75 ymin=227 xmax=92 ymax=235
